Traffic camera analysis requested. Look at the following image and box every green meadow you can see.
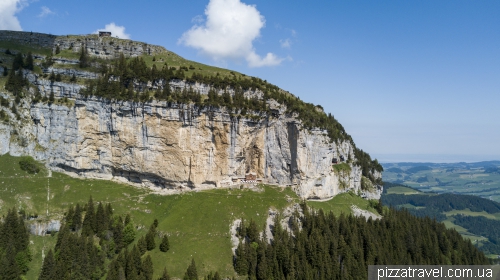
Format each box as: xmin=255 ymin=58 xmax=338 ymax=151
xmin=0 ymin=153 xmax=375 ymax=279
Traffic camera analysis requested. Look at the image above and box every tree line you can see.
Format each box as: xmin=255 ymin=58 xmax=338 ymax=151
xmin=233 ymin=204 xmax=488 ymax=280
xmin=38 ymin=196 xmax=223 ymax=280
xmin=0 ymin=208 xmax=31 ymax=280
xmin=452 ymin=215 xmax=500 ymax=255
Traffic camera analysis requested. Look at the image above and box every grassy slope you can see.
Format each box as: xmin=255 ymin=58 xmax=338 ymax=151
xmin=307 ymin=192 xmax=379 ymax=216
xmin=385 ymin=185 xmax=422 ymax=195
xmin=0 ymin=41 xmax=52 ymax=57
xmin=0 ymin=154 xmax=373 ymax=279
xmin=443 ymin=209 xmax=500 ymax=220
xmin=141 ymin=51 xmax=242 ymax=79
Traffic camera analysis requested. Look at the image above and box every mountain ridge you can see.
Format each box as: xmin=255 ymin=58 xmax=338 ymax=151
xmin=0 ymin=30 xmax=382 ymax=200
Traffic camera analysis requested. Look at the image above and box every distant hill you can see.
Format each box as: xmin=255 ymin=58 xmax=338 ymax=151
xmin=382 ymin=161 xmax=500 ymax=202
xmin=382 ymin=182 xmax=500 ymax=256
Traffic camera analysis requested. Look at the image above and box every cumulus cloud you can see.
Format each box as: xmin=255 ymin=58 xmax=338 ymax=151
xmin=0 ymin=0 xmax=27 ymax=31
xmin=37 ymin=6 xmax=55 ymax=18
xmin=93 ymin=23 xmax=130 ymax=39
xmin=179 ymin=0 xmax=284 ymax=68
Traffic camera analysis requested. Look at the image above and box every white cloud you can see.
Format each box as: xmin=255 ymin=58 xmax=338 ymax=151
xmin=0 ymin=0 xmax=27 ymax=31
xmin=93 ymin=23 xmax=130 ymax=39
xmin=37 ymin=6 xmax=54 ymax=18
xmin=280 ymin=38 xmax=291 ymax=49
xmin=179 ymin=0 xmax=284 ymax=68
xmin=247 ymin=52 xmax=283 ymax=67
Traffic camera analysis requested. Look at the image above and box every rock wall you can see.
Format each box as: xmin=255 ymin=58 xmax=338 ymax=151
xmin=0 ymin=90 xmax=380 ymax=199
xmin=29 ymin=220 xmax=61 ymax=236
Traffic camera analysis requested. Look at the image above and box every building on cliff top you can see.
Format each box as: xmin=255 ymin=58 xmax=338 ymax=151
xmin=99 ymin=31 xmax=111 ymax=37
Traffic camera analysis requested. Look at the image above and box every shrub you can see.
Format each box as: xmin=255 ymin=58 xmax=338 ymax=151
xmin=19 ymin=156 xmax=40 ymax=174
xmin=333 ymin=162 xmax=351 ymax=174
xmin=361 ymin=176 xmax=375 ymax=191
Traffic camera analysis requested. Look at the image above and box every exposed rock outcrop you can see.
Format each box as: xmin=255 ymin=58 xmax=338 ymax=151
xmin=351 ymin=205 xmax=381 ymax=221
xmin=0 ymin=30 xmax=165 ymax=59
xmin=29 ymin=219 xmax=61 ymax=235
xmin=43 ymin=66 xmax=99 ymax=79
xmin=0 ymin=91 xmax=381 ymax=199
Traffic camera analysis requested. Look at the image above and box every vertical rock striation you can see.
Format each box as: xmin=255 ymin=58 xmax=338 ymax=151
xmin=0 ymin=93 xmax=381 ymax=199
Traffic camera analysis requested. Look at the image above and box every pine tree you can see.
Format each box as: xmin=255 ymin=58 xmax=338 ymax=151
xmin=162 ymin=83 xmax=171 ymax=99
xmin=82 ymin=196 xmax=96 ymax=236
xmin=124 ymin=213 xmax=131 ymax=225
xmin=256 ymin=242 xmax=268 ymax=280
xmin=131 ymin=245 xmax=143 ymax=276
xmin=49 ymin=71 xmax=56 ymax=83
xmin=127 ymin=84 xmax=135 ymax=100
xmin=105 ymin=259 xmax=120 ymax=280
xmin=25 ymin=52 xmax=34 ymax=71
xmin=123 ymin=222 xmax=136 ymax=245
xmin=96 ymin=202 xmax=105 ymax=234
xmin=157 ymin=267 xmax=171 ymax=280
xmin=234 ymin=242 xmax=248 ymax=275
xmin=65 ymin=206 xmax=75 ymax=228
xmin=12 ymin=52 xmax=23 ymax=71
xmin=79 ymin=46 xmax=89 ymax=68
xmin=146 ymin=225 xmax=156 ymax=251
xmin=0 ymin=243 xmax=20 ymax=280
xmin=138 ymin=236 xmax=147 ymax=255
xmin=72 ymin=203 xmax=82 ymax=231
xmin=142 ymin=255 xmax=154 ymax=280
xmin=247 ymin=219 xmax=259 ymax=242
xmin=106 ymin=203 xmax=113 ymax=216
xmin=160 ymin=234 xmax=170 ymax=252
xmin=112 ymin=220 xmax=124 ymax=253
xmin=184 ymin=258 xmax=198 ymax=280
xmin=39 ymin=249 xmax=55 ymax=280
xmin=205 ymin=271 xmax=221 ymax=280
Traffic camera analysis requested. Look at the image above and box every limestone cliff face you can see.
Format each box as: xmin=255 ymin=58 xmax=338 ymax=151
xmin=0 ymin=89 xmax=381 ymax=199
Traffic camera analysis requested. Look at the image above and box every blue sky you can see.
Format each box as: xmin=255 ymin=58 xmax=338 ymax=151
xmin=2 ymin=0 xmax=499 ymax=162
